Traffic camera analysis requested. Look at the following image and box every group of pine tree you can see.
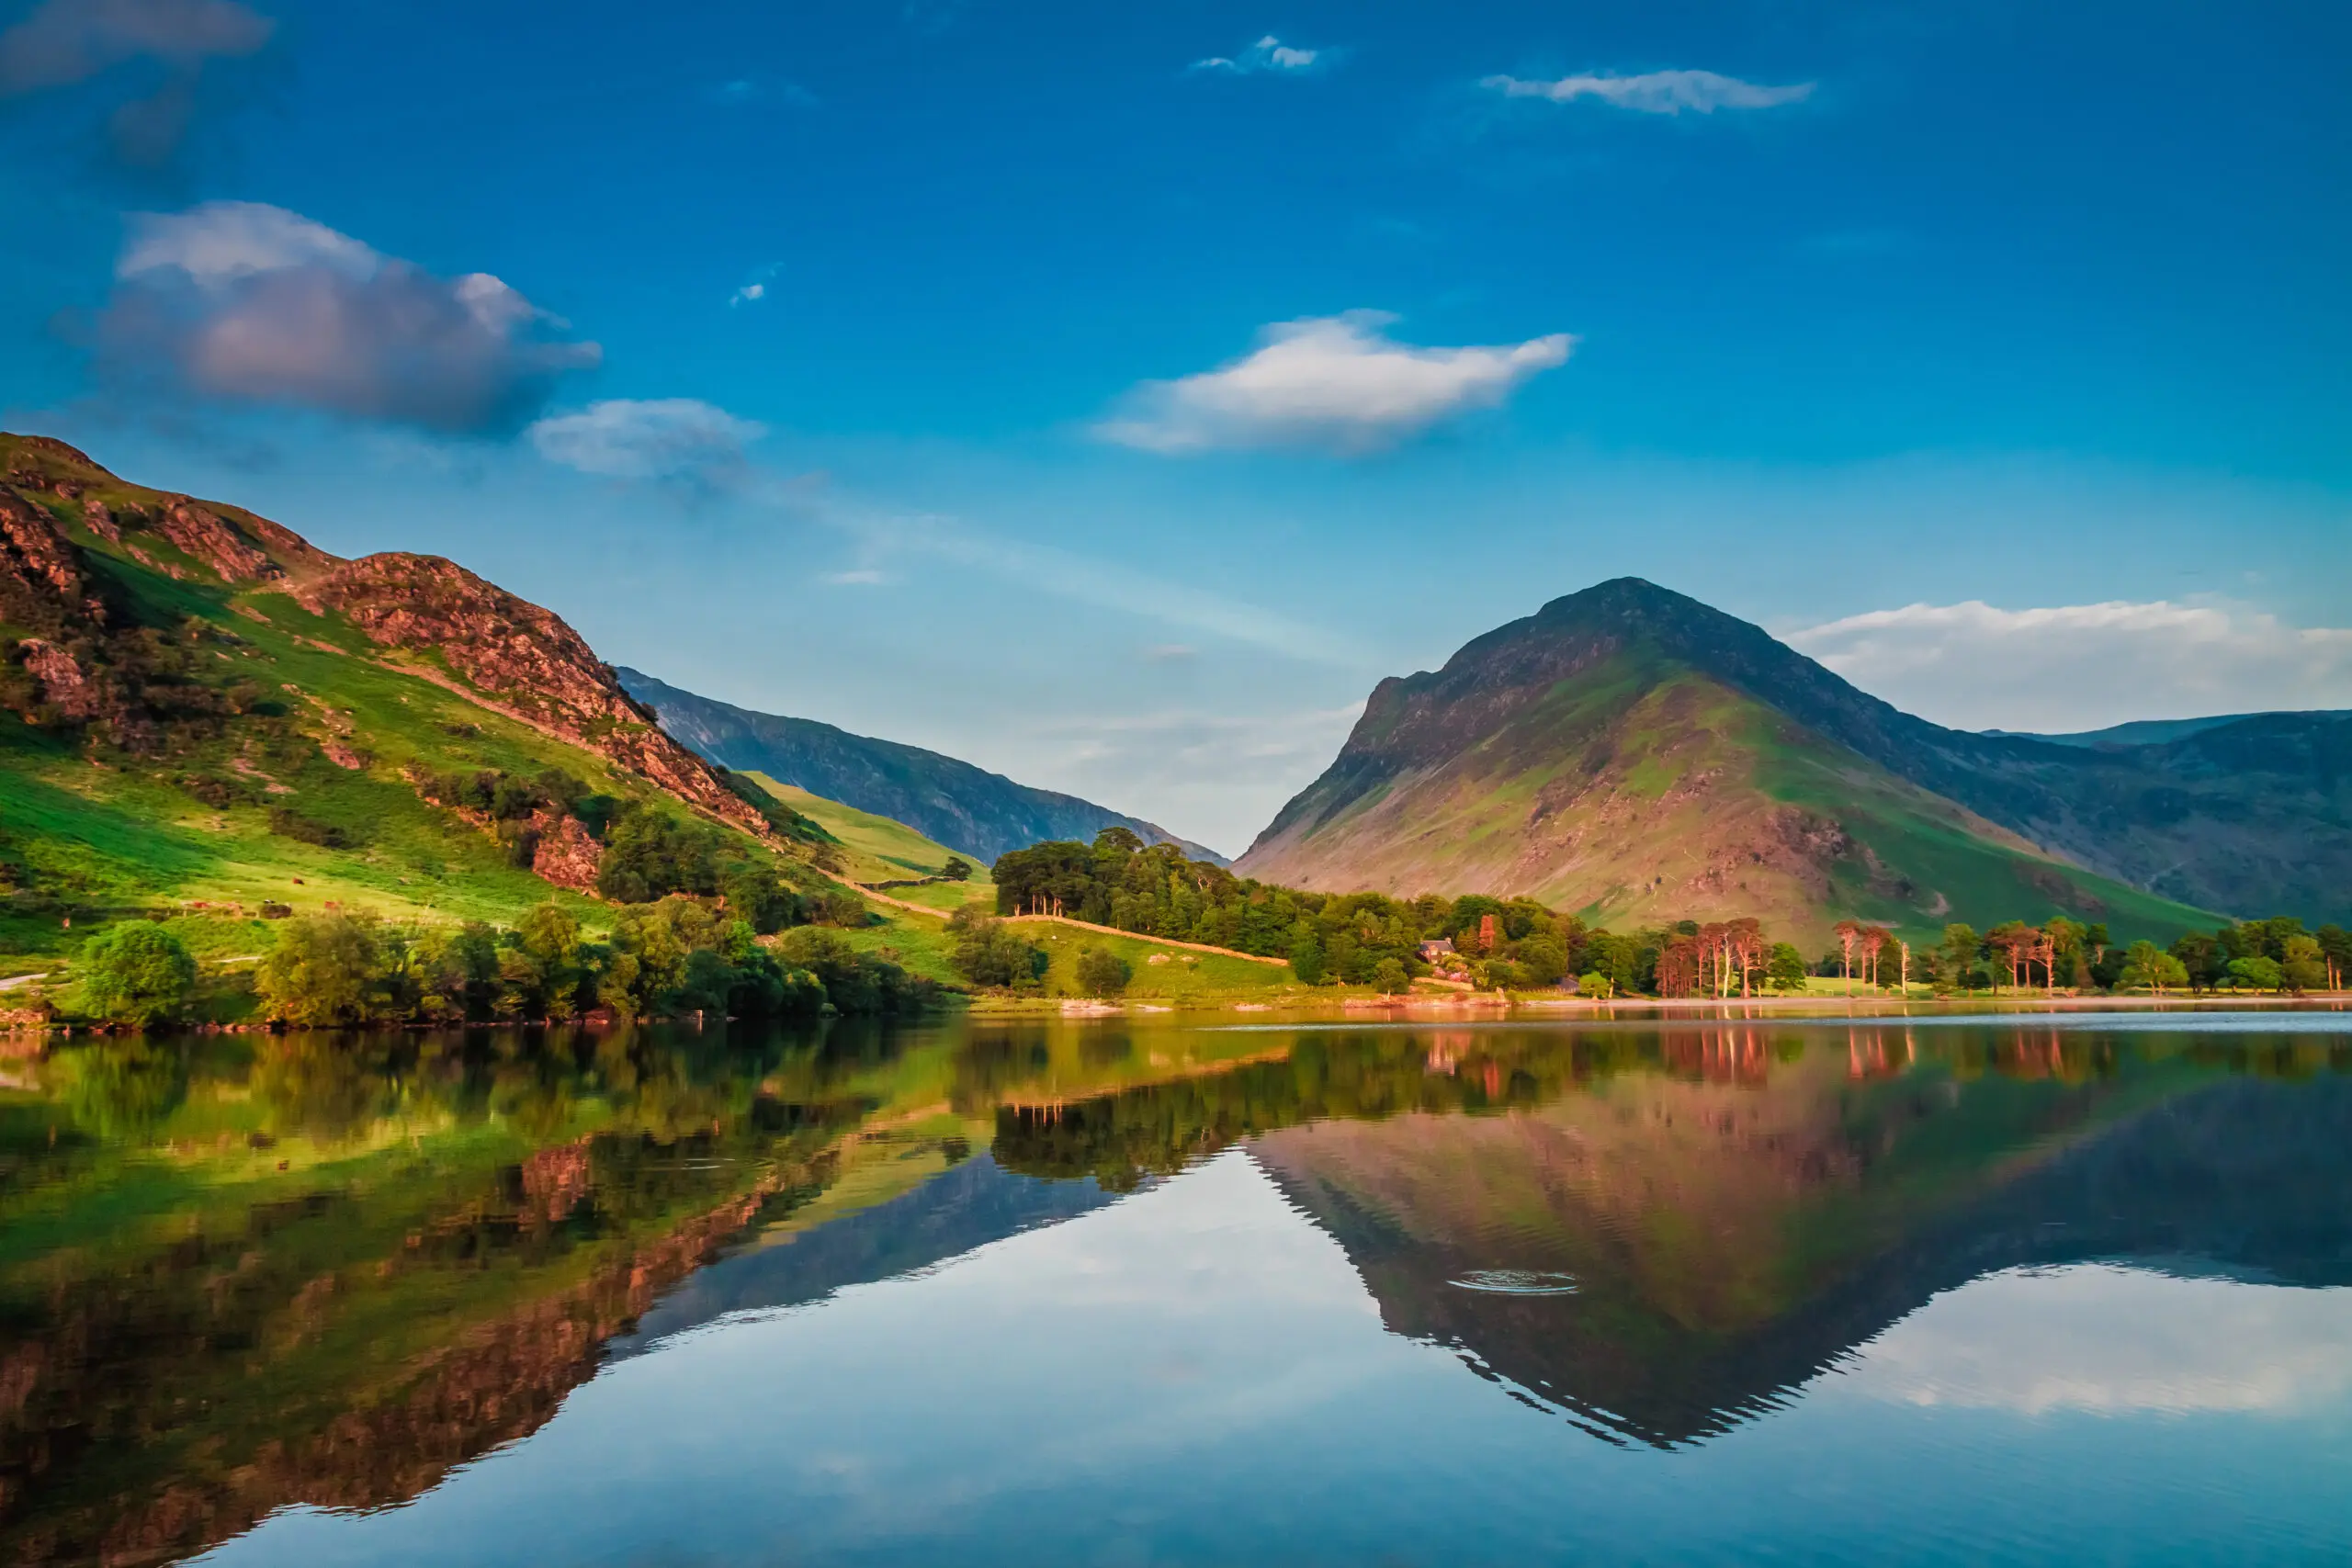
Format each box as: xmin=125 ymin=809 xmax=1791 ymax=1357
xmin=973 ymin=829 xmax=2349 ymax=999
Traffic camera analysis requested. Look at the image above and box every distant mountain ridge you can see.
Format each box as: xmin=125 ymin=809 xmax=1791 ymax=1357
xmin=617 ymin=669 xmax=1226 ymax=866
xmin=1239 ymin=578 xmax=2351 ymax=935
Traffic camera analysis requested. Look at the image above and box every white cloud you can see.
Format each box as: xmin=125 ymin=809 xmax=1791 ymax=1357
xmin=823 ymin=568 xmax=889 ymax=586
xmin=1786 ymin=597 xmax=2352 ymax=732
xmin=99 ymin=201 xmax=600 ymax=432
xmin=729 ymin=263 xmax=780 ymax=308
xmin=528 ymin=398 xmax=766 ymax=484
xmin=1840 ymin=1265 xmax=2352 ymax=1416
xmin=1483 ymin=68 xmax=1814 ymax=115
xmin=1192 ymin=35 xmax=1322 ymax=74
xmin=1098 ymin=311 xmax=1573 ymax=456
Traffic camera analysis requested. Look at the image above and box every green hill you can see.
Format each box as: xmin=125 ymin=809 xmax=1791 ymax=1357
xmin=0 ymin=434 xmax=831 ymax=975
xmin=1239 ymin=579 xmax=2237 ymax=948
xmin=741 ymin=773 xmax=994 ymax=914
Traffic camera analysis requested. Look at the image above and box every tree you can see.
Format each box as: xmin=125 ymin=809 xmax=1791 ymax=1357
xmin=2226 ymin=955 xmax=2283 ymax=992
xmin=1289 ymin=929 xmax=1327 ymax=986
xmin=1371 ymin=957 xmax=1410 ymax=995
xmin=2281 ymin=934 xmax=2328 ymax=993
xmin=940 ymin=855 xmax=974 ymax=883
xmin=257 ymin=914 xmax=386 ymax=1026
xmin=1834 ymin=920 xmax=1863 ymax=994
xmin=2119 ymin=940 xmax=2190 ymax=995
xmin=77 ymin=924 xmax=198 ymax=1026
xmin=1074 ymin=946 xmax=1132 ymax=998
xmin=1985 ymin=921 xmax=2042 ymax=993
xmin=1577 ymin=970 xmax=1614 ymax=999
xmin=2317 ymin=925 xmax=2351 ymax=991
xmin=1938 ymin=924 xmax=1981 ymax=993
xmin=1767 ymin=942 xmax=1809 ymax=993
xmin=2169 ymin=931 xmax=2225 ymax=992
xmin=946 ymin=908 xmax=1047 ymax=989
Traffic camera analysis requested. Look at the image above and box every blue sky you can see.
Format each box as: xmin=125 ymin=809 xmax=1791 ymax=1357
xmin=3 ymin=0 xmax=2347 ymax=852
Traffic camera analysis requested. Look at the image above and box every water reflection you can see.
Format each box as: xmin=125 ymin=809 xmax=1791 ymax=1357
xmin=1 ymin=1014 xmax=2346 ymax=1565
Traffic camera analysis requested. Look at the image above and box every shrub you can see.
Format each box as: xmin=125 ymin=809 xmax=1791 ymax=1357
xmin=266 ymin=807 xmax=355 ymax=849
xmin=1074 ymin=947 xmax=1131 ymax=998
xmin=77 ymin=924 xmax=198 ymax=1026
xmin=2226 ymin=955 xmax=2284 ymax=992
xmin=257 ymin=913 xmax=386 ymax=1026
xmin=1289 ymin=931 xmax=1327 ymax=986
xmin=809 ymin=889 xmax=869 ymax=928
xmin=947 ymin=908 xmax=1047 ymax=989
xmin=596 ymin=807 xmax=724 ymax=902
xmin=719 ymin=863 xmax=805 ymax=935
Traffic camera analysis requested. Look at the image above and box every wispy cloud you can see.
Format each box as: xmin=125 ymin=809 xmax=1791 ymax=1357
xmin=1098 ymin=310 xmax=1572 ymax=456
xmin=1009 ymin=703 xmax=1366 ymax=856
xmin=772 ymin=480 xmax=1372 ymax=669
xmin=729 ymin=263 xmax=780 ymax=308
xmin=1191 ymin=35 xmax=1324 ymax=74
xmin=1847 ymin=1265 xmax=2352 ymax=1417
xmin=1786 ymin=597 xmax=2352 ymax=732
xmin=528 ymin=398 xmax=765 ymax=486
xmin=1484 ymin=68 xmax=1814 ymax=115
xmin=97 ymin=201 xmax=599 ymax=432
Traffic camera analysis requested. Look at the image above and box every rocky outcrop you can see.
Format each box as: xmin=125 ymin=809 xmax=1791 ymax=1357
xmin=152 ymin=499 xmax=280 ymax=584
xmin=315 ymin=553 xmax=769 ymax=836
xmin=14 ymin=640 xmax=97 ymax=722
xmin=528 ymin=809 xmax=603 ymax=894
xmin=2 ymin=432 xmax=778 ymax=841
xmin=0 ymin=491 xmax=100 ymax=637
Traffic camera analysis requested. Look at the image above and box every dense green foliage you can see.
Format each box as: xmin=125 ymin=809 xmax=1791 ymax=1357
xmin=944 ymin=907 xmax=1049 ymax=991
xmin=991 ymin=830 xmax=2341 ymax=998
xmin=993 ymin=830 xmax=1587 ymax=988
xmin=251 ymin=901 xmax=928 ymax=1026
xmin=75 ymin=924 xmax=198 ymax=1026
xmin=1074 ymin=947 xmax=1133 ymax=998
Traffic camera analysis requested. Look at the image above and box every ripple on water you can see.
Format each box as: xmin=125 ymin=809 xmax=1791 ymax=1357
xmin=1449 ymin=1269 xmax=1580 ymax=1296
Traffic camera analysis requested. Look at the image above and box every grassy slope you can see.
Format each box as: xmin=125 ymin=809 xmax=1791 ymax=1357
xmin=831 ymin=900 xmax=1306 ymax=1007
xmin=0 ymin=463 xmax=807 ymax=974
xmin=743 ymin=773 xmax=995 ymax=914
xmin=1246 ymin=661 xmax=2216 ymax=950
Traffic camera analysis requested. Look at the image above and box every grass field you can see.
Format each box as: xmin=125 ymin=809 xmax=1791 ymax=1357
xmin=829 ymin=899 xmax=1312 ymax=1009
xmin=743 ymin=773 xmax=995 ymax=914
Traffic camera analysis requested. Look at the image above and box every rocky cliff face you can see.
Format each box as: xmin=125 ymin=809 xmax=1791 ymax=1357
xmin=313 ymin=555 xmax=767 ymax=836
xmin=1 ymin=432 xmax=768 ymax=842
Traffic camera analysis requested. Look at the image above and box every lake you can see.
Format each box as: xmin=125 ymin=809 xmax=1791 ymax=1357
xmin=4 ymin=1008 xmax=2348 ymax=1566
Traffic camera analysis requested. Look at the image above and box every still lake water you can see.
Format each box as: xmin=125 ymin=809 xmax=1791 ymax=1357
xmin=5 ymin=1009 xmax=2350 ymax=1566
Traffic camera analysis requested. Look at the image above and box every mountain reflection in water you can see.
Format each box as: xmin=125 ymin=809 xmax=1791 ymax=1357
xmin=1 ymin=1012 xmax=2347 ymax=1566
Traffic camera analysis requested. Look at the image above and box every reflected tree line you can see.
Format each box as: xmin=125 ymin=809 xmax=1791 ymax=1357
xmin=991 ymin=1022 xmax=2351 ymax=1191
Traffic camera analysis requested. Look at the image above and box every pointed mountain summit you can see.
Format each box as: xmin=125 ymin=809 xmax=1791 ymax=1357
xmin=1239 ymin=579 xmax=2350 ymax=940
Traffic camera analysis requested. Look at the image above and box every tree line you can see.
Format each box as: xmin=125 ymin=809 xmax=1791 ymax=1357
xmin=67 ymin=896 xmax=934 ymax=1031
xmin=992 ymin=830 xmax=2350 ymax=998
